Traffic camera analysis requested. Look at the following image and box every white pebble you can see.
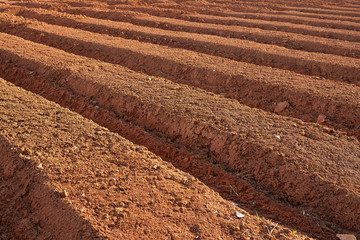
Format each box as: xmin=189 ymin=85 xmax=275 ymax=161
xmin=235 ymin=211 xmax=245 ymax=218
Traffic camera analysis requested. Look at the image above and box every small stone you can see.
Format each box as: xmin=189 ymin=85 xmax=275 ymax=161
xmin=61 ymin=190 xmax=69 ymax=198
xmin=317 ymin=114 xmax=326 ymax=124
xmin=235 ymin=211 xmax=245 ymax=218
xmin=95 ymin=105 xmax=100 ymax=109
xmin=274 ymin=101 xmax=289 ymax=114
xmin=21 ymin=155 xmax=31 ymax=162
xmin=336 ymin=234 xmax=357 ymax=240
xmin=21 ymin=147 xmax=31 ymax=155
xmin=114 ymin=207 xmax=124 ymax=215
xmin=275 ymin=135 xmax=281 ymax=140
xmin=36 ymin=163 xmax=43 ymax=170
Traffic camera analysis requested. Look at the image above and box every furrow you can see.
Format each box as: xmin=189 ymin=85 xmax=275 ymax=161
xmin=279 ymin=6 xmax=360 ymax=18
xmin=217 ymin=12 xmax=360 ymax=32
xmin=66 ymin=4 xmax=360 ymax=43
xmin=142 ymin=2 xmax=360 ymax=31
xmin=203 ymin=0 xmax=344 ymax=8
xmin=0 ymin=32 xmax=359 ymax=238
xmin=307 ymin=4 xmax=360 ymax=11
xmin=10 ymin=6 xmax=360 ymax=58
xmin=128 ymin=16 xmax=360 ymax=58
xmin=181 ymin=13 xmax=360 ymax=42
xmin=0 ymin=11 xmax=359 ymax=137
xmin=343 ymin=3 xmax=360 ymax=9
xmin=273 ymin=10 xmax=360 ymax=24
xmin=196 ymin=1 xmax=360 ymax=19
xmin=0 ymin=78 xmax=306 ymax=240
xmin=112 ymin=4 xmax=359 ymax=25
xmin=1 ymin=13 xmax=359 ymax=85
xmin=222 ymin=1 xmax=360 ymax=12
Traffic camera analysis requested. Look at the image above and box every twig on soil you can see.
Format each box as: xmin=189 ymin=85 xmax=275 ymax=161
xmin=229 ymin=184 xmax=239 ymax=197
xmin=267 ymin=223 xmax=278 ymax=235
xmin=241 ymin=230 xmax=248 ymax=236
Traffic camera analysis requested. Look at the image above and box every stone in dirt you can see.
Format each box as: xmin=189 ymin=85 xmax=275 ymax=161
xmin=235 ymin=211 xmax=245 ymax=218
xmin=274 ymin=101 xmax=289 ymax=114
xmin=336 ymin=234 xmax=357 ymax=240
xmin=317 ymin=114 xmax=326 ymax=124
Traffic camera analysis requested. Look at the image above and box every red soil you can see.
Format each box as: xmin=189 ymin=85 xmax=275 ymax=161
xmin=1 ymin=78 xmax=312 ymax=239
xmin=0 ymin=0 xmax=359 ymax=239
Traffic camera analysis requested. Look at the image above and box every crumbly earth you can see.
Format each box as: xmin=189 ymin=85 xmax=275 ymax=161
xmin=0 ymin=0 xmax=359 ymax=239
xmin=0 ymin=78 xmax=311 ymax=239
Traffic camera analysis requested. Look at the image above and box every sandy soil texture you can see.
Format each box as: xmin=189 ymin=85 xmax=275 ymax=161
xmin=0 ymin=0 xmax=359 ymax=239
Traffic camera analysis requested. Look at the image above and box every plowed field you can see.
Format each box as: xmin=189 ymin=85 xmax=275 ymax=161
xmin=0 ymin=0 xmax=359 ymax=239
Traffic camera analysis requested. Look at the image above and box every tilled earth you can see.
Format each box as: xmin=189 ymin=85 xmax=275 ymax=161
xmin=0 ymin=0 xmax=359 ymax=239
